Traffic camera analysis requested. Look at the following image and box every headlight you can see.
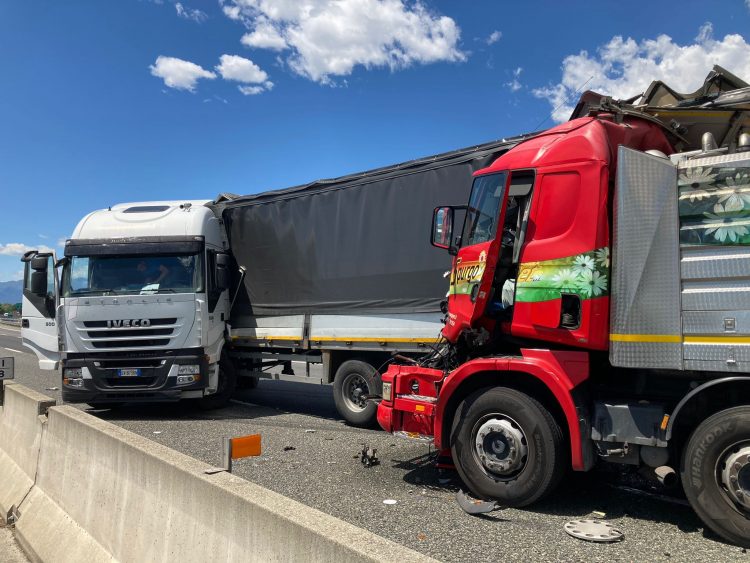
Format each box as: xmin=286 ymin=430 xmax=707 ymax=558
xmin=178 ymin=364 xmax=200 ymax=375
xmin=64 ymin=367 xmax=83 ymax=379
xmin=382 ymin=382 xmax=392 ymax=402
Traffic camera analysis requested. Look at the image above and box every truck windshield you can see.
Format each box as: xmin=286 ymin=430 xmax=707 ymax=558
xmin=62 ymin=254 xmax=204 ymax=297
xmin=462 ymin=172 xmax=507 ymax=247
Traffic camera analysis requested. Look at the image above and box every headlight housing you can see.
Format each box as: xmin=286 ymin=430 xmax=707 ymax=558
xmin=382 ymin=381 xmax=392 ymax=402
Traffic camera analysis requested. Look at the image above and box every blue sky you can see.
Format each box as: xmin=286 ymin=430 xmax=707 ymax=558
xmin=1 ymin=0 xmax=749 ymax=281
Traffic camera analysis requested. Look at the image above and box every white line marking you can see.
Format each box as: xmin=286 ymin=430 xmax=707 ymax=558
xmin=3 ymin=347 xmax=23 ymax=354
xmin=230 ymin=399 xmax=261 ymax=408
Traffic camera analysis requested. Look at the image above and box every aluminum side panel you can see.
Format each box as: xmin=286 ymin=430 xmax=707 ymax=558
xmin=610 ymin=147 xmax=681 ymax=368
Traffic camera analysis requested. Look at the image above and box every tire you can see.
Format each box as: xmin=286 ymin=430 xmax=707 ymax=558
xmin=680 ymin=406 xmax=750 ymax=547
xmin=450 ymin=386 xmax=566 ymax=507
xmin=198 ymin=356 xmax=237 ymax=410
xmin=333 ymin=359 xmax=381 ymax=427
xmin=236 ymin=376 xmax=259 ymax=389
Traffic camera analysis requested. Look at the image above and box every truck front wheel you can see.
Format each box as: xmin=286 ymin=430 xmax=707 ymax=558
xmin=333 ymin=359 xmax=381 ymax=427
xmin=681 ymin=406 xmax=750 ymax=547
xmin=450 ymin=386 xmax=566 ymax=507
xmin=198 ymin=356 xmax=237 ymax=410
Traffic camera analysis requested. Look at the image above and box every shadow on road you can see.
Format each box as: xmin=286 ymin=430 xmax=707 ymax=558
xmin=88 ymin=379 xmax=342 ymax=424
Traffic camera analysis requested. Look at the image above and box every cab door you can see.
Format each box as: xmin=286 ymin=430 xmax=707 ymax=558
xmin=443 ymin=172 xmax=509 ymax=342
xmin=21 ymin=251 xmax=61 ymax=369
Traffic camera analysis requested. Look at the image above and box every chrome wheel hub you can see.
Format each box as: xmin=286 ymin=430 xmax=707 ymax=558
xmin=721 ymin=445 xmax=750 ymax=510
xmin=343 ymin=374 xmax=368 ymax=412
xmin=474 ymin=417 xmax=528 ymax=476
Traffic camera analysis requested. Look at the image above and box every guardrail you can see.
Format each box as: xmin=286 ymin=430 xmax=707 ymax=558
xmin=0 ymin=382 xmax=433 ymax=562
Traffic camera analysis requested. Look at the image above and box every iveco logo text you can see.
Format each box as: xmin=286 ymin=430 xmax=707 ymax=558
xmin=106 ymin=319 xmax=151 ymax=328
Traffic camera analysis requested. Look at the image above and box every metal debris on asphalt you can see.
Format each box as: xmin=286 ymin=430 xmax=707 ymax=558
xmin=304 ymin=429 xmax=316 ymax=433
xmin=283 ymin=446 xmax=296 ymax=451
xmin=360 ymin=445 xmax=379 ymax=467
xmin=455 ymin=490 xmax=500 ymax=515
xmin=153 ymin=431 xmax=162 ymax=434
xmin=564 ymin=519 xmax=624 ymax=543
xmin=383 ymin=499 xmax=398 ymax=505
xmin=45 ymin=387 xmax=59 ymax=391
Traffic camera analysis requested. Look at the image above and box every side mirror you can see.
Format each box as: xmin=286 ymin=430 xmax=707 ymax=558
xmin=216 ymin=253 xmax=230 ymax=268
xmin=31 ymin=271 xmax=48 ymax=296
xmin=431 ymin=206 xmax=454 ymax=250
xmin=215 ymin=253 xmax=230 ymax=291
xmin=31 ymin=255 xmax=49 ymax=272
xmin=216 ymin=269 xmax=229 ymax=291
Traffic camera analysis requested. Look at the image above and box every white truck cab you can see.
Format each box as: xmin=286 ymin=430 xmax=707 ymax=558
xmin=22 ymin=201 xmax=234 ymax=407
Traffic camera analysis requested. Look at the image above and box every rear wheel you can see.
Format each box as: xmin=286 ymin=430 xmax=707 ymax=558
xmin=333 ymin=359 xmax=381 ymax=427
xmin=681 ymin=406 xmax=750 ymax=547
xmin=198 ymin=355 xmax=237 ymax=410
xmin=450 ymin=386 xmax=566 ymax=506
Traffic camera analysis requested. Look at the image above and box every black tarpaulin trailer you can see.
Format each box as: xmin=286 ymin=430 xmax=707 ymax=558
xmin=216 ymin=135 xmax=531 ymax=322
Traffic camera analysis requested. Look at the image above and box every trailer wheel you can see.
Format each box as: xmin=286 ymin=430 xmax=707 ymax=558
xmin=681 ymin=406 xmax=750 ymax=547
xmin=236 ymin=376 xmax=259 ymax=390
xmin=451 ymin=386 xmax=566 ymax=507
xmin=198 ymin=356 xmax=237 ymax=410
xmin=333 ymin=359 xmax=381 ymax=427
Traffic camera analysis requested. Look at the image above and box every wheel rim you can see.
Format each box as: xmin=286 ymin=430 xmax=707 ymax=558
xmin=471 ymin=414 xmax=528 ymax=480
xmin=342 ymin=372 xmax=369 ymax=413
xmin=718 ymin=441 xmax=750 ymax=511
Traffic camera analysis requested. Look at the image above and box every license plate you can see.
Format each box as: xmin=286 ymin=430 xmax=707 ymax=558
xmin=117 ymin=368 xmax=141 ymax=377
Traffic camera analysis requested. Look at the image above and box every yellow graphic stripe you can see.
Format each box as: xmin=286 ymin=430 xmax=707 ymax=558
xmin=232 ymin=335 xmax=440 ymax=343
xmin=609 ymin=334 xmax=682 ymax=343
xmin=684 ymin=335 xmax=750 ymax=344
xmin=611 ymin=334 xmax=750 ymax=344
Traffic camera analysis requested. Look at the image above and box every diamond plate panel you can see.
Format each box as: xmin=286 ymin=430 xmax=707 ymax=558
xmin=684 ymin=360 xmax=750 ymax=372
xmin=611 ymin=342 xmax=682 ymax=369
xmin=682 ymin=310 xmax=750 ymax=335
xmin=683 ymin=343 xmax=750 ymax=361
xmin=610 ymin=147 xmax=681 ymax=369
xmin=681 ymin=246 xmax=750 ymax=280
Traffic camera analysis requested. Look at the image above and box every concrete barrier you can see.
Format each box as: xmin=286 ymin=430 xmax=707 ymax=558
xmin=0 ymin=383 xmax=55 ymax=522
xmin=7 ymin=395 xmax=433 ymax=562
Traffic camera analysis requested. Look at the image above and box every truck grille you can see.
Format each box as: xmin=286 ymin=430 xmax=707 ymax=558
xmin=76 ymin=318 xmax=181 ymax=350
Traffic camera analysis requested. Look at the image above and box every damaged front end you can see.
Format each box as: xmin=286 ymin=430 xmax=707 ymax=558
xmin=377 ymin=363 xmax=444 ymax=443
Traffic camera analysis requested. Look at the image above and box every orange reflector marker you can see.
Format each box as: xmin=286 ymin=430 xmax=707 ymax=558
xmin=415 ymin=404 xmax=425 ymax=412
xmin=231 ymin=434 xmax=262 ymax=459
xmin=660 ymin=414 xmax=670 ymax=431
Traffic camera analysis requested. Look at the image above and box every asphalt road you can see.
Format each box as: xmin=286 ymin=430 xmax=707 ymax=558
xmin=2 ymin=324 xmax=748 ymax=562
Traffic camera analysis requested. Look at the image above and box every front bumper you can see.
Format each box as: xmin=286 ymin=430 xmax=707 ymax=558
xmin=376 ymin=364 xmax=443 ymax=444
xmin=61 ymin=348 xmax=208 ymax=404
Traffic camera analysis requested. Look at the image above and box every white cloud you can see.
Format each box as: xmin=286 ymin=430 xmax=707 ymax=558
xmin=505 ymin=66 xmax=522 ymax=92
xmin=238 ymin=85 xmax=265 ymax=95
xmin=175 ymin=2 xmax=208 ymax=23
xmin=215 ymin=54 xmax=274 ymax=94
xmin=215 ymin=54 xmax=269 ymax=83
xmin=221 ymin=0 xmax=466 ymax=83
xmin=241 ymin=20 xmax=288 ymax=50
xmin=0 ymin=243 xmax=54 ymax=257
xmin=486 ymin=31 xmax=502 ymax=45
xmin=0 ymin=270 xmax=24 ymax=282
xmin=533 ymin=25 xmax=750 ymax=123
xmin=149 ymin=56 xmax=217 ymax=92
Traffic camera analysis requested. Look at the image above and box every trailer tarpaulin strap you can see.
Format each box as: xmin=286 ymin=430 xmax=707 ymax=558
xmin=216 ymin=138 xmax=531 ymax=319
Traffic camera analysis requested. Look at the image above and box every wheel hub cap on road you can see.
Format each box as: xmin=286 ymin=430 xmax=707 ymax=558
xmin=474 ymin=417 xmax=527 ymax=476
